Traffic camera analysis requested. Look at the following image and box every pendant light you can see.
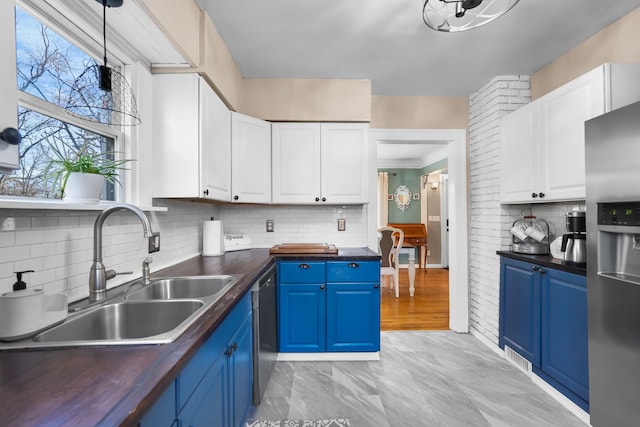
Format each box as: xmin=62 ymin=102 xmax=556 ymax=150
xmin=422 ymin=0 xmax=519 ymax=32
xmin=66 ymin=0 xmax=141 ymax=126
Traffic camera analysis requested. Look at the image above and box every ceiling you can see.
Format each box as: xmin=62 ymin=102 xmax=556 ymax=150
xmin=195 ymin=0 xmax=640 ymax=168
xmin=195 ymin=0 xmax=640 ymax=97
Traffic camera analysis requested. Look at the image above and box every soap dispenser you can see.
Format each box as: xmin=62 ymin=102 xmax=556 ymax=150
xmin=13 ymin=270 xmax=34 ymax=291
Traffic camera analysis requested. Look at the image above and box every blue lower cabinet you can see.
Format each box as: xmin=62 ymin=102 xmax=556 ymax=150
xmin=139 ymin=381 xmax=177 ymax=427
xmin=140 ymin=292 xmax=253 ymax=427
xmin=499 ymin=257 xmax=541 ymax=367
xmin=499 ymin=256 xmax=589 ymax=412
xmin=229 ymin=314 xmax=254 ymax=427
xmin=277 ymin=260 xmax=381 ymax=353
xmin=326 ymin=283 xmax=380 ymax=352
xmin=538 ymin=268 xmax=589 ymax=410
xmin=278 ymin=283 xmax=326 ymax=352
xmin=179 ymin=347 xmax=229 ymax=427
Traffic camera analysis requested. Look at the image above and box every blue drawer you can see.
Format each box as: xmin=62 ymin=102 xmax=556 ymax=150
xmin=326 ymin=261 xmax=380 ymax=283
xmin=176 ymin=292 xmax=251 ymax=413
xmin=279 ymin=261 xmax=326 ymax=283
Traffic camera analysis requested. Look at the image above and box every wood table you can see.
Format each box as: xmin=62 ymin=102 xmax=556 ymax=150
xmin=389 ymin=223 xmax=428 ymax=269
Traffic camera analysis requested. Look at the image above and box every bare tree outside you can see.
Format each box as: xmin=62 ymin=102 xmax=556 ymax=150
xmin=0 ymin=7 xmax=115 ymax=199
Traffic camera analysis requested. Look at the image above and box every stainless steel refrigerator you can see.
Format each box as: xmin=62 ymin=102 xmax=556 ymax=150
xmin=585 ymin=100 xmax=640 ymax=427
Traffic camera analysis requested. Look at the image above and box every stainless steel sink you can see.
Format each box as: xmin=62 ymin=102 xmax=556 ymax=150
xmin=34 ymin=300 xmax=204 ymax=343
xmin=0 ymin=274 xmax=243 ymax=349
xmin=125 ymin=275 xmax=237 ymax=300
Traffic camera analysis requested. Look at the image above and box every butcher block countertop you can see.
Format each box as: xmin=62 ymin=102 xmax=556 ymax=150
xmin=0 ymin=247 xmax=379 ymax=427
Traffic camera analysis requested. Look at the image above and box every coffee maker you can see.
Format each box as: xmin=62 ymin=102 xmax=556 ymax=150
xmin=561 ymin=211 xmax=586 ymax=266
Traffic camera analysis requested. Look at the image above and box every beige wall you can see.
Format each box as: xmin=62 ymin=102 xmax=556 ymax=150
xmin=242 ymin=79 xmax=371 ymax=122
xmin=141 ymin=0 xmax=470 ymax=128
xmin=370 ymin=96 xmax=469 ymax=129
xmin=138 ymin=0 xmax=200 ymax=67
xmin=532 ymin=6 xmax=640 ymax=99
xmin=198 ymin=11 xmax=245 ymax=110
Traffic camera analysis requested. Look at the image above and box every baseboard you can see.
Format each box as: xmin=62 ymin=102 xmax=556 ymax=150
xmin=531 ymin=374 xmax=590 ymax=425
xmin=472 ymin=330 xmax=590 ymax=426
xmin=277 ymin=352 xmax=380 ymax=361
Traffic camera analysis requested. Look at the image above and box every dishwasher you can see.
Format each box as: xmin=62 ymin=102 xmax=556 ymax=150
xmin=251 ymin=265 xmax=277 ymax=405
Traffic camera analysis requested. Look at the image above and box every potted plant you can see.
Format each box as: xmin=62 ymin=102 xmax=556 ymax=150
xmin=46 ymin=145 xmax=131 ymax=203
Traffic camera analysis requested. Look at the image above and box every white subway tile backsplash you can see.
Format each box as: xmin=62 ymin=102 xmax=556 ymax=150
xmin=0 ymin=232 xmax=15 ymax=248
xmin=31 ymin=216 xmax=59 ymax=228
xmin=0 ymin=216 xmax=31 ymax=230
xmin=0 ymin=245 xmax=30 ymax=263
xmin=0 ymin=199 xmax=365 ymax=299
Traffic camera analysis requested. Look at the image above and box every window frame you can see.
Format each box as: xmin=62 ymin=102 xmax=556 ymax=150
xmin=4 ymin=0 xmax=131 ymax=204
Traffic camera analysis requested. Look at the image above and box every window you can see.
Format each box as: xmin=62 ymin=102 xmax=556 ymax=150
xmin=0 ymin=5 xmax=122 ymax=201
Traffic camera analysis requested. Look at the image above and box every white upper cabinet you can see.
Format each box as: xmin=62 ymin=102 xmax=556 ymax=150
xmin=231 ymin=112 xmax=271 ymax=204
xmin=272 ymin=123 xmax=368 ymax=204
xmin=500 ymin=64 xmax=640 ymax=204
xmin=320 ymin=123 xmax=369 ymax=204
xmin=500 ymin=104 xmax=538 ymax=203
xmin=152 ymin=74 xmax=231 ymax=201
xmin=201 ymin=81 xmax=232 ymax=201
xmin=272 ymin=123 xmax=321 ymax=204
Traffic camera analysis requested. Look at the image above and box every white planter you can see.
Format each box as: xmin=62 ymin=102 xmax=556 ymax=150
xmin=63 ymin=172 xmax=105 ymax=203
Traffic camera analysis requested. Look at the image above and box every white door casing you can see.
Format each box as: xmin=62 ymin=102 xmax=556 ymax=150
xmin=368 ymin=129 xmax=469 ymax=333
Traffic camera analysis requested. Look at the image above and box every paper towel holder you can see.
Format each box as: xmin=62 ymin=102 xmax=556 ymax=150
xmin=203 ymin=217 xmax=225 ymax=257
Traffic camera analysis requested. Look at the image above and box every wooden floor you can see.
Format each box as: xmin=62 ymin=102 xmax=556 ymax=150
xmin=380 ymin=267 xmax=450 ymax=331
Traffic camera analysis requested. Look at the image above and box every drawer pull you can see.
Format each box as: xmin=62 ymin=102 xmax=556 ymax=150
xmin=374 ymin=284 xmax=379 ymax=289
xmin=320 ymin=285 xmax=325 ymax=290
xmin=298 ymin=263 xmax=310 ymax=269
xmin=348 ymin=262 xmax=360 ymax=268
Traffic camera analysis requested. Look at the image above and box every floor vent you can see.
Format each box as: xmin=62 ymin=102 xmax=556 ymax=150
xmin=504 ymin=346 xmax=532 ymax=376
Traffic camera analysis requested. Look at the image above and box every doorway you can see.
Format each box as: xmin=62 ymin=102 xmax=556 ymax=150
xmin=368 ymin=129 xmax=468 ymax=333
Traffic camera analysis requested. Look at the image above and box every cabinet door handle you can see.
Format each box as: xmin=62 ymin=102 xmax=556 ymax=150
xmin=299 ymin=263 xmax=310 ymax=269
xmin=224 ymin=347 xmax=233 ymax=357
xmin=531 ymin=265 xmax=539 ymax=271
xmin=531 ymin=193 xmax=538 ymax=198
xmin=539 ymin=268 xmax=546 ymax=274
xmin=538 ymin=192 xmax=545 ymax=198
xmin=232 ymin=342 xmax=238 ymax=352
xmin=203 ymin=189 xmax=209 ymax=196
xmin=234 ymin=195 xmax=239 ymax=200
xmin=348 ymin=262 xmax=360 ymax=268
xmin=322 ymin=197 xmax=326 ymax=202
xmin=315 ymin=197 xmax=320 ymax=202
xmin=320 ymin=285 xmax=325 ymax=290
xmin=374 ymin=284 xmax=379 ymax=289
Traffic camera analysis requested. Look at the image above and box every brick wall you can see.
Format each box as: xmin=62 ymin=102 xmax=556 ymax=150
xmin=468 ymin=75 xmax=531 ymax=344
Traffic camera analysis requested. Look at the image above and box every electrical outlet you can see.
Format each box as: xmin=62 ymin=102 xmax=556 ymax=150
xmin=337 ymin=219 xmax=346 ymax=231
xmin=148 ymin=232 xmax=160 ymax=253
xmin=266 ymin=219 xmax=274 ymax=232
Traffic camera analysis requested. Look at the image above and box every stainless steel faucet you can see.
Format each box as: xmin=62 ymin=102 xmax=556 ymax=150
xmin=89 ymin=204 xmax=160 ymax=302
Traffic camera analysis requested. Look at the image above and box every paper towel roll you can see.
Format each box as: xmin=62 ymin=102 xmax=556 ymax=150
xmin=203 ymin=219 xmax=225 ymax=256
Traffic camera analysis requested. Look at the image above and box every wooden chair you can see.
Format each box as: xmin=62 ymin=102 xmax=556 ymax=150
xmin=378 ymin=226 xmax=404 ymax=298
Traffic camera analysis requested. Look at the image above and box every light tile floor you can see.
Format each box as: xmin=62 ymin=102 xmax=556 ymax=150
xmin=247 ymin=331 xmax=588 ymax=427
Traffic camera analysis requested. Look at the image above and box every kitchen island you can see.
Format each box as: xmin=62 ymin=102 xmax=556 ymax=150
xmin=0 ymin=247 xmax=379 ymax=426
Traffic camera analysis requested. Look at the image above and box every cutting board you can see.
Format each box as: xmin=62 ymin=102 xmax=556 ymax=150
xmin=269 ymin=243 xmax=338 ymax=254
